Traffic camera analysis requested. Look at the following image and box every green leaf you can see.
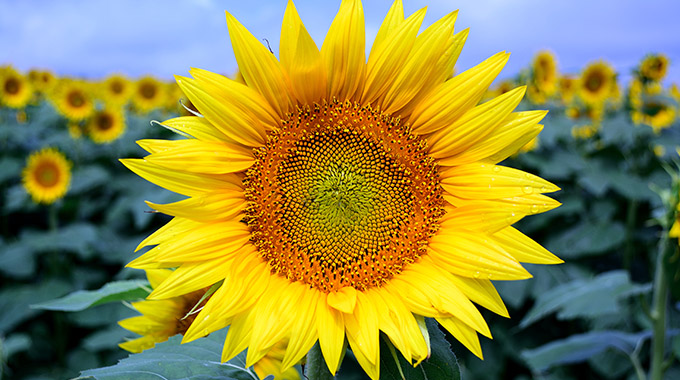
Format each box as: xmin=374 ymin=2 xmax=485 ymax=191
xmin=83 ymin=326 xmax=133 ymax=352
xmin=78 ymin=329 xmax=256 ymax=380
xmin=1 ymin=333 xmax=31 ymax=359
xmin=521 ymin=330 xmax=651 ymax=372
xmin=70 ymin=166 xmax=111 ymax=194
xmin=545 ymin=220 xmax=626 ymax=258
xmin=31 ymin=280 xmax=150 ymax=312
xmin=520 ymin=270 xmax=651 ymax=328
xmin=0 ymin=242 xmax=36 ymax=278
xmin=0 ymin=157 xmax=21 ymax=184
xmin=20 ymin=223 xmax=99 ymax=256
xmin=379 ymin=318 xmax=460 ymax=380
xmin=305 ymin=342 xmax=335 ymax=380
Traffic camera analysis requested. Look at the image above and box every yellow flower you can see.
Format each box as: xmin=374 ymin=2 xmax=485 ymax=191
xmin=670 ymin=83 xmax=680 ymax=103
xmin=50 ymin=80 xmax=95 ymax=121
xmin=28 ymin=69 xmax=57 ymax=94
xmin=101 ymin=74 xmax=133 ymax=105
xmin=119 ymin=269 xmax=301 ymax=380
xmin=531 ymin=50 xmax=558 ymax=97
xmin=68 ymin=121 xmax=84 ymax=139
xmin=635 ymin=100 xmax=676 ymax=133
xmin=132 ymin=76 xmax=167 ymax=113
xmin=527 ymin=84 xmax=547 ymax=105
xmin=122 ymin=1 xmax=561 ymax=379
xmin=653 ymin=145 xmax=665 ymax=157
xmin=571 ymin=124 xmax=599 ymax=139
xmin=640 ymin=54 xmax=669 ymax=82
xmin=579 ymin=60 xmax=615 ymax=105
xmin=87 ymin=107 xmax=126 ymax=144
xmin=22 ymin=147 xmax=72 ymax=204
xmin=0 ymin=66 xmax=33 ymax=109
xmin=558 ymin=75 xmax=577 ymax=104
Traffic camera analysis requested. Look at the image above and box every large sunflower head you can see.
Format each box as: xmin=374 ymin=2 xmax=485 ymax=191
xmin=531 ymin=50 xmax=558 ymax=96
xmin=132 ymin=76 xmax=167 ymax=114
xmin=0 ymin=66 xmax=34 ymax=109
xmin=122 ymin=1 xmax=561 ymax=379
xmin=100 ymin=74 xmax=133 ymax=105
xmin=87 ymin=106 xmax=126 ymax=144
xmin=579 ymin=60 xmax=616 ymax=105
xmin=50 ymin=79 xmax=95 ymax=121
xmin=22 ymin=147 xmax=72 ymax=204
xmin=639 ymin=54 xmax=669 ymax=82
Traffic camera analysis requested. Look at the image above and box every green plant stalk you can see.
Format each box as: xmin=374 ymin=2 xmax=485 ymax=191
xmin=649 ymin=199 xmax=676 ymax=380
xmin=624 ymin=199 xmax=638 ymax=271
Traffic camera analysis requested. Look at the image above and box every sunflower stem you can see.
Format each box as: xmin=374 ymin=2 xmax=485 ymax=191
xmin=624 ymin=199 xmax=638 ymax=271
xmin=649 ymin=185 xmax=677 ymax=380
xmin=305 ymin=342 xmax=335 ymax=380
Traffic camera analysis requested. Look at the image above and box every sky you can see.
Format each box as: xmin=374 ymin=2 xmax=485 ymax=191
xmin=1 ymin=0 xmax=679 ymax=86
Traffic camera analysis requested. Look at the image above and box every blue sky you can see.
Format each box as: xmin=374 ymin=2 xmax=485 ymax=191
xmin=1 ymin=0 xmax=679 ymax=86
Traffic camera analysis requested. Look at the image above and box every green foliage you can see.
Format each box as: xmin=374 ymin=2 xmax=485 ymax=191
xmin=31 ymin=280 xmax=150 ymax=312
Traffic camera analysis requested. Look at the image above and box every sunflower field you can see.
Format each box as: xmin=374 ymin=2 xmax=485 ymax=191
xmin=1 ymin=2 xmax=680 ymax=380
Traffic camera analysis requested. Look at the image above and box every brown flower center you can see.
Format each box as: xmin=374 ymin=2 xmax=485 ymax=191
xmin=35 ymin=161 xmax=60 ymax=187
xmin=244 ymin=100 xmax=443 ymax=292
xmin=140 ymin=82 xmax=157 ymax=99
xmin=67 ymin=90 xmax=86 ymax=108
xmin=4 ymin=77 xmax=20 ymax=95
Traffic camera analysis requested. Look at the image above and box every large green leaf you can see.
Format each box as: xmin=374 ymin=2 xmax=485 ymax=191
xmin=31 ymin=280 xmax=150 ymax=312
xmin=520 ymin=270 xmax=651 ymax=328
xmin=379 ymin=318 xmax=460 ymax=380
xmin=521 ymin=330 xmax=651 ymax=372
xmin=78 ymin=329 xmax=256 ymax=380
xmin=545 ymin=220 xmax=626 ymax=258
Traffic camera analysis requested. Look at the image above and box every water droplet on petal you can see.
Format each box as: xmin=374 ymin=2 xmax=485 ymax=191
xmin=530 ymin=204 xmax=539 ymax=213
xmin=493 ymin=166 xmax=501 ymax=173
xmin=473 ymin=271 xmax=481 ymax=278
xmin=523 ymin=186 xmax=533 ymax=194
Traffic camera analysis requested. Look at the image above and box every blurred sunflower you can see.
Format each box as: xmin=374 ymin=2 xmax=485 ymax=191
xmin=50 ymin=80 xmax=95 ymax=121
xmin=101 ymin=74 xmax=133 ymax=105
xmin=670 ymin=83 xmax=680 ymax=103
xmin=558 ymin=75 xmax=577 ymax=104
xmin=531 ymin=50 xmax=558 ymax=97
xmin=571 ymin=124 xmax=599 ymax=139
xmin=132 ymin=76 xmax=166 ymax=113
xmin=164 ymin=81 xmax=184 ymax=112
xmin=28 ymin=69 xmax=57 ymax=94
xmin=486 ymin=79 xmax=515 ymax=100
xmin=67 ymin=121 xmax=84 ymax=139
xmin=639 ymin=54 xmax=669 ymax=82
xmin=0 ymin=66 xmax=33 ymax=109
xmin=22 ymin=147 xmax=71 ymax=204
xmin=87 ymin=107 xmax=126 ymax=144
xmin=579 ymin=61 xmax=615 ymax=105
xmin=123 ymin=1 xmax=561 ymax=379
xmin=633 ymin=99 xmax=676 ymax=133
xmin=119 ymin=269 xmax=301 ymax=380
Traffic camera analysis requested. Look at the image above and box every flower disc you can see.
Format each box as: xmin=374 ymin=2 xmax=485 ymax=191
xmin=246 ymin=100 xmax=443 ymax=292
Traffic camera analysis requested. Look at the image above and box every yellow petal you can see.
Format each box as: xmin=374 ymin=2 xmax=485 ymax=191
xmin=145 ymin=268 xmax=173 ymax=289
xmin=410 ymin=52 xmax=510 ymax=134
xmin=225 ymin=11 xmax=294 ymax=116
xmin=317 ymin=300 xmax=346 ymax=375
xmin=493 ymin=226 xmax=563 ymax=264
xmin=361 ymin=7 xmax=425 ymax=105
xmin=222 ymin=310 xmax=255 ymax=363
xmin=440 ymin=163 xmax=560 ymax=200
xmin=438 ymin=110 xmax=547 ymax=166
xmin=447 ymin=275 xmax=509 ymax=318
xmin=154 ymin=116 xmax=230 ymax=142
xmin=427 ymin=86 xmax=526 ymax=159
xmin=436 ymin=316 xmax=484 ymax=359
xmin=444 ymin=193 xmax=561 ymax=216
xmin=429 ymin=231 xmax=532 ymax=281
xmin=281 ymin=288 xmax=320 ymax=370
xmin=143 ymin=139 xmax=254 ymax=174
xmin=148 ymin=258 xmax=231 ymax=299
xmin=145 ymin=191 xmax=246 ymax=222
xmin=120 ymin=159 xmax=241 ymax=197
xmin=189 ymin=67 xmax=280 ymax=130
xmin=344 ymin=292 xmax=380 ymax=379
xmin=322 ymin=0 xmax=366 ymax=100
xmin=439 ymin=203 xmax=524 ymax=233
xmin=176 ymin=75 xmax=266 ymax=147
xmin=280 ymin=0 xmax=327 ymax=105
xmin=370 ymin=0 xmax=405 ymax=58
xmin=326 ymin=286 xmax=357 ymax=313
xmin=382 ymin=11 xmax=461 ymax=115
xmin=135 ymin=217 xmax=202 ymax=252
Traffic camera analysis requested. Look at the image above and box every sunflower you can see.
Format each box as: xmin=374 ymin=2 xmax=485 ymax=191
xmin=571 ymin=124 xmax=598 ymax=139
xmin=87 ymin=107 xmax=126 ymax=144
xmin=579 ymin=60 xmax=615 ymax=105
xmin=119 ymin=269 xmax=301 ymax=380
xmin=50 ymin=79 xmax=95 ymax=121
xmin=22 ymin=147 xmax=72 ymax=204
xmin=122 ymin=1 xmax=561 ymax=379
xmin=0 ymin=66 xmax=33 ymax=109
xmin=640 ymin=54 xmax=669 ymax=82
xmin=68 ymin=121 xmax=84 ymax=139
xmin=633 ymin=100 xmax=676 ymax=133
xmin=132 ymin=76 xmax=167 ymax=114
xmin=28 ymin=69 xmax=57 ymax=94
xmin=531 ymin=50 xmax=558 ymax=97
xmin=671 ymin=83 xmax=680 ymax=104
xmin=558 ymin=75 xmax=577 ymax=104
xmin=101 ymin=74 xmax=133 ymax=105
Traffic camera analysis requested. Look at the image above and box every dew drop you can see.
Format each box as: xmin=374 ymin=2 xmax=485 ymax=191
xmin=493 ymin=166 xmax=501 ymax=173
xmin=522 ymin=186 xmax=533 ymax=194
xmin=540 ymin=186 xmax=548 ymax=192
xmin=473 ymin=271 xmax=481 ymax=279
xmin=530 ymin=204 xmax=539 ymax=214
